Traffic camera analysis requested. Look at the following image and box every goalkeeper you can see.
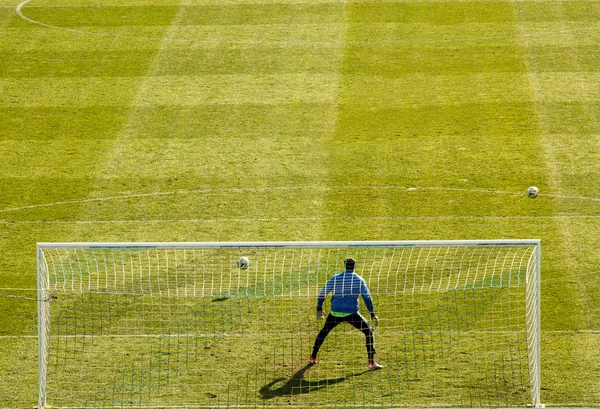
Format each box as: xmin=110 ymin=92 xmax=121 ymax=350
xmin=309 ymin=258 xmax=382 ymax=369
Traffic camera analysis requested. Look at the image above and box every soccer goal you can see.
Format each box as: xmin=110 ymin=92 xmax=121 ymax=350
xmin=37 ymin=240 xmax=541 ymax=409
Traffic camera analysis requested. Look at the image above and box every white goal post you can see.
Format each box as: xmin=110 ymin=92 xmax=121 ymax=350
xmin=37 ymin=240 xmax=541 ymax=409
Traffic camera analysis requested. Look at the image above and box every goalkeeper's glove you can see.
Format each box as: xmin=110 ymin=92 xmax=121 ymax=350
xmin=316 ymin=310 xmax=325 ymax=320
xmin=371 ymin=314 xmax=379 ymax=327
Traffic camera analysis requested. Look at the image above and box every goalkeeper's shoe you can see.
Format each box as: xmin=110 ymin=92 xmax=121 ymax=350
xmin=368 ymin=361 xmax=383 ymax=370
xmin=309 ymin=357 xmax=318 ymax=365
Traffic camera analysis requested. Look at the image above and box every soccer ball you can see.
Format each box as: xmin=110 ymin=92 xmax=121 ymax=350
xmin=237 ymin=256 xmax=250 ymax=270
xmin=526 ymin=186 xmax=539 ymax=199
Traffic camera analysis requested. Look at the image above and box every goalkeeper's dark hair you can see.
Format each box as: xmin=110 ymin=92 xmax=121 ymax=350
xmin=344 ymin=258 xmax=356 ymax=271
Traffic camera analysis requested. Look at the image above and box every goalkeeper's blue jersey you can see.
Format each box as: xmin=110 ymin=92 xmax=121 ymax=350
xmin=316 ymin=270 xmax=375 ymax=315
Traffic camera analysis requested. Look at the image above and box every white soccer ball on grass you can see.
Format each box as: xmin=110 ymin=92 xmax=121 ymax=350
xmin=526 ymin=186 xmax=539 ymax=199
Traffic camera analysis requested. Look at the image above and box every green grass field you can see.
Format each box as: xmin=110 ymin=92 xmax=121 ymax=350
xmin=1 ymin=0 xmax=600 ymax=407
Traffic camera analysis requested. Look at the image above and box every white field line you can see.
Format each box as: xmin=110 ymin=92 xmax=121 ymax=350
xmin=4 ymin=406 xmax=599 ymax=409
xmin=1 ymin=185 xmax=599 ymax=214
xmin=0 ymin=406 xmax=391 ymax=409
xmin=14 ymin=0 xmax=595 ymax=7
xmin=0 ymin=293 xmax=40 ymax=301
xmin=3 ymin=215 xmax=600 ymax=224
xmin=15 ymin=0 xmax=600 ymax=45
xmin=0 ymin=288 xmax=37 ymax=291
xmin=0 ymin=406 xmax=498 ymax=409
xmin=0 ymin=406 xmax=517 ymax=409
xmin=3 ymin=329 xmax=600 ymax=339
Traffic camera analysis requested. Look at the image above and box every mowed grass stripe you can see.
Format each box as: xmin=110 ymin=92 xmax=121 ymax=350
xmin=0 ymin=75 xmax=338 ymax=106
xmin=64 ymin=132 xmax=332 ymax=188
xmin=0 ymin=104 xmax=335 ymax=139
xmin=0 ymin=44 xmax=343 ymax=77
xmin=512 ymin=0 xmax=600 ymax=22
xmin=0 ymin=39 xmax=543 ymax=76
xmin=196 ymin=0 xmax=582 ymax=25
xmin=341 ymin=74 xmax=533 ymax=105
xmin=19 ymin=1 xmax=599 ymax=29
xmin=0 ymin=49 xmax=161 ymax=77
xmin=18 ymin=1 xmax=600 ymax=46
xmin=18 ymin=3 xmax=341 ymax=28
xmin=13 ymin=73 xmax=600 ymax=107
xmin=0 ymin=106 xmax=140 ymax=141
xmin=0 ymin=6 xmax=12 ymax=27
xmin=542 ymin=332 xmax=600 ymax=406
xmin=510 ymin=24 xmax=600 ymax=47
xmin=0 ymin=77 xmax=141 ymax=106
xmin=5 ymin=23 xmax=350 ymax=45
xmin=136 ymin=74 xmax=339 ymax=105
xmin=532 ymin=72 xmax=600 ymax=101
xmin=0 ymin=338 xmax=37 ymax=407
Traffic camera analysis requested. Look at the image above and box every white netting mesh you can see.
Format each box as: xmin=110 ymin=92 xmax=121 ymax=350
xmin=38 ymin=241 xmax=540 ymax=409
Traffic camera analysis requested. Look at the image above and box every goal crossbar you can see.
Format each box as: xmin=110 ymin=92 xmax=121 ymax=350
xmin=37 ymin=239 xmax=541 ymax=249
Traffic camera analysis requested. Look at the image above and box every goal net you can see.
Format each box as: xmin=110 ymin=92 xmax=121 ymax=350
xmin=37 ymin=240 xmax=541 ymax=409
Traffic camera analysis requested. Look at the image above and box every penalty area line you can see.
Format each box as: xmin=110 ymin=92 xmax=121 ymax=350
xmin=3 ymin=215 xmax=600 ymax=224
xmin=3 ymin=329 xmax=600 ymax=340
xmin=2 ymin=185 xmax=600 ymax=214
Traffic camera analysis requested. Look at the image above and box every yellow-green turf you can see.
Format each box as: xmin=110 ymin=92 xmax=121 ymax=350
xmin=1 ymin=0 xmax=600 ymax=407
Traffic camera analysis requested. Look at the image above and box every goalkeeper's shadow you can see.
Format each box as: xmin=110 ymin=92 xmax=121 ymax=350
xmin=259 ymin=364 xmax=369 ymax=399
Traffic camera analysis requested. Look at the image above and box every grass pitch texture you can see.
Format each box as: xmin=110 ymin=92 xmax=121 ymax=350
xmin=38 ymin=242 xmax=539 ymax=408
xmin=2 ymin=0 xmax=600 ymax=408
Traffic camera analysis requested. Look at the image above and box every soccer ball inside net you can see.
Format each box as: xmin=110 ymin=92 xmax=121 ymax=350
xmin=236 ymin=256 xmax=250 ymax=270
xmin=527 ymin=186 xmax=539 ymax=199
